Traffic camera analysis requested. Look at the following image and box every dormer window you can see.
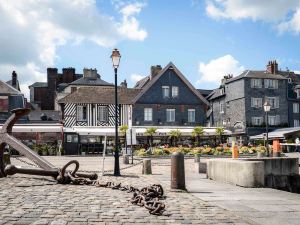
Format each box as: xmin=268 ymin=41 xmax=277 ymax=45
xmin=162 ymin=86 xmax=169 ymax=98
xmin=294 ymin=85 xmax=300 ymax=99
xmin=297 ymin=90 xmax=300 ymax=99
xmin=220 ymin=88 xmax=225 ymax=95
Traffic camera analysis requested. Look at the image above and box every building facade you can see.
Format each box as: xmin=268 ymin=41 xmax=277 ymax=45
xmin=57 ymin=62 xmax=210 ymax=154
xmin=0 ymin=78 xmax=25 ymax=123
xmin=208 ymin=61 xmax=290 ymax=142
xmin=132 ymin=62 xmax=209 ymax=127
xmin=29 ymin=68 xmax=83 ymax=110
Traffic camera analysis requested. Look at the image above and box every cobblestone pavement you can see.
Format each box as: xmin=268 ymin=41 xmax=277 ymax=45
xmin=0 ymin=156 xmax=253 ymax=225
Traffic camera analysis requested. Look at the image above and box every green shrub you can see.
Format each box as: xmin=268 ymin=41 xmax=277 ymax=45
xmin=153 ymin=148 xmax=164 ymax=156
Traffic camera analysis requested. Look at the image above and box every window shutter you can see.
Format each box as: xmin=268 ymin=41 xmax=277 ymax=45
xmin=264 ymin=79 xmax=268 ymax=88
xmin=276 ymin=115 xmax=280 ymax=125
xmin=275 ymin=97 xmax=279 ymax=108
xmin=251 ymin=79 xmax=254 ymax=88
xmin=259 ymin=98 xmax=262 ymax=107
xmin=251 ymin=98 xmax=254 ymax=107
xmin=275 ymin=80 xmax=278 ymax=89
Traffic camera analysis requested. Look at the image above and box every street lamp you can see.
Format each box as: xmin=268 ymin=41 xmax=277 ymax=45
xmin=264 ymin=101 xmax=271 ymax=157
xmin=111 ymin=48 xmax=121 ymax=176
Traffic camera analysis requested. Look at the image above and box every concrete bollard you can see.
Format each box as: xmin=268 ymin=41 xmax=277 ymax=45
xmin=123 ymin=154 xmax=129 ymax=164
xmin=171 ymin=152 xmax=186 ymax=190
xmin=194 ymin=154 xmax=201 ymax=163
xmin=142 ymin=159 xmax=152 ymax=175
xmin=273 ymin=139 xmax=281 ymax=157
xmin=232 ymin=141 xmax=239 ymax=159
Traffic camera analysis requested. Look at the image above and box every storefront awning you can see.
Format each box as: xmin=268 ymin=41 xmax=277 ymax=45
xmin=68 ymin=126 xmax=232 ymax=136
xmin=249 ymin=127 xmax=300 ymax=140
xmin=0 ymin=124 xmax=63 ymax=133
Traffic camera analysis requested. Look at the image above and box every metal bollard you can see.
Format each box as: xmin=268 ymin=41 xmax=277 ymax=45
xmin=3 ymin=152 xmax=11 ymax=165
xmin=142 ymin=159 xmax=152 ymax=175
xmin=123 ymin=154 xmax=129 ymax=164
xmin=171 ymin=152 xmax=186 ymax=190
xmin=194 ymin=153 xmax=200 ymax=163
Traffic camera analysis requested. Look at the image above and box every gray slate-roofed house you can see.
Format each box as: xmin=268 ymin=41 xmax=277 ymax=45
xmin=274 ymin=68 xmax=300 ymax=128
xmin=0 ymin=79 xmax=25 ymax=123
xmin=132 ymin=62 xmax=209 ymax=127
xmin=208 ymin=61 xmax=288 ymax=143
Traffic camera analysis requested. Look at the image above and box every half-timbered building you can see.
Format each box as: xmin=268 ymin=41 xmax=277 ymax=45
xmin=58 ymin=87 xmax=140 ymax=154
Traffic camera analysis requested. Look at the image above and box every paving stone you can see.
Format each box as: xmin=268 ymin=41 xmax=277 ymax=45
xmin=0 ymin=157 xmax=252 ymax=225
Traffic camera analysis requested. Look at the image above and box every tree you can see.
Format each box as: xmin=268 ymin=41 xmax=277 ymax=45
xmin=144 ymin=127 xmax=157 ymax=149
xmin=215 ymin=127 xmax=225 ymax=145
xmin=169 ymin=129 xmax=181 ymax=146
xmin=119 ymin=125 xmax=129 ymax=151
xmin=192 ymin=126 xmax=204 ymax=147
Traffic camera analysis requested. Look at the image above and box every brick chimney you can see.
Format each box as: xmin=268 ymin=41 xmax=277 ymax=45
xmin=266 ymin=60 xmax=278 ymax=74
xmin=62 ymin=67 xmax=76 ymax=83
xmin=83 ymin=68 xmax=98 ymax=79
xmin=150 ymin=65 xmax=162 ymax=80
xmin=12 ymin=71 xmax=17 ymax=88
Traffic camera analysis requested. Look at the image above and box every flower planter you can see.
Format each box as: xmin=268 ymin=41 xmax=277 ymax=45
xmin=257 ymin=152 xmax=264 ymax=158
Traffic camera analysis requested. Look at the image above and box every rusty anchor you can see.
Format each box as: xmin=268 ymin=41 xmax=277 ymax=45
xmin=0 ymin=108 xmax=166 ymax=215
xmin=0 ymin=108 xmax=97 ymax=182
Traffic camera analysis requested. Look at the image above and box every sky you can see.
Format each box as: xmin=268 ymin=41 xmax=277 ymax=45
xmin=1 ymin=0 xmax=300 ymax=98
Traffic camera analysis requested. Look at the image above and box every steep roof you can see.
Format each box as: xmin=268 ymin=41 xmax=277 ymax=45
xmin=28 ymin=110 xmax=62 ymax=122
xmin=6 ymin=80 xmax=20 ymax=91
xmin=207 ymin=88 xmax=225 ymax=100
xmin=132 ymin=62 xmax=210 ymax=106
xmin=29 ymin=82 xmax=48 ymax=88
xmin=225 ymin=70 xmax=287 ymax=84
xmin=134 ymin=76 xmax=150 ymax=88
xmin=69 ymin=76 xmax=113 ymax=86
xmin=58 ymin=87 xmax=141 ymax=104
xmin=197 ymin=89 xmax=213 ymax=98
xmin=0 ymin=80 xmax=22 ymax=95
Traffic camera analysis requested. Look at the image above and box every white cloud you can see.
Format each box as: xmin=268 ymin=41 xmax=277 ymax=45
xmin=197 ymin=55 xmax=244 ymax=84
xmin=206 ymin=0 xmax=300 ymax=34
xmin=118 ymin=2 xmax=148 ymax=41
xmin=278 ymin=8 xmax=300 ymax=34
xmin=294 ymin=70 xmax=300 ymax=74
xmin=206 ymin=0 xmax=299 ymax=22
xmin=0 ymin=0 xmax=147 ymax=98
xmin=131 ymin=73 xmax=145 ymax=83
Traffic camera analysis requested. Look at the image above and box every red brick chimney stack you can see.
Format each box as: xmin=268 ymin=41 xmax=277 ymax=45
xmin=12 ymin=71 xmax=17 ymax=88
xmin=266 ymin=60 xmax=278 ymax=74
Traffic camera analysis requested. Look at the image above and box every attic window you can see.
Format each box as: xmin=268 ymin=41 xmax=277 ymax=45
xmin=288 ymin=78 xmax=292 ymax=83
xmin=220 ymin=88 xmax=225 ymax=95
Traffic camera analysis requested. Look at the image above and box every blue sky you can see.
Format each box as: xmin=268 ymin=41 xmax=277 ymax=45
xmin=1 ymin=0 xmax=300 ymax=97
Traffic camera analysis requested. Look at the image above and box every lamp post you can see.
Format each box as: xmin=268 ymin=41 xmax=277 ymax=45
xmin=263 ymin=101 xmax=271 ymax=157
xmin=111 ymin=49 xmax=121 ymax=176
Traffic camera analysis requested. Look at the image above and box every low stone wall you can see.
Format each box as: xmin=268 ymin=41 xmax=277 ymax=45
xmin=207 ymin=159 xmax=265 ymax=187
xmin=243 ymin=157 xmax=299 ymax=176
xmin=207 ymin=157 xmax=300 ymax=189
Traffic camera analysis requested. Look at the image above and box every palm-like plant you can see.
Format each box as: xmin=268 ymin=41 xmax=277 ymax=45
xmin=119 ymin=125 xmax=128 ymax=136
xmin=169 ymin=129 xmax=181 ymax=146
xmin=192 ymin=126 xmax=204 ymax=147
xmin=144 ymin=127 xmax=157 ymax=149
xmin=215 ymin=127 xmax=225 ymax=144
xmin=119 ymin=125 xmax=129 ymax=150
